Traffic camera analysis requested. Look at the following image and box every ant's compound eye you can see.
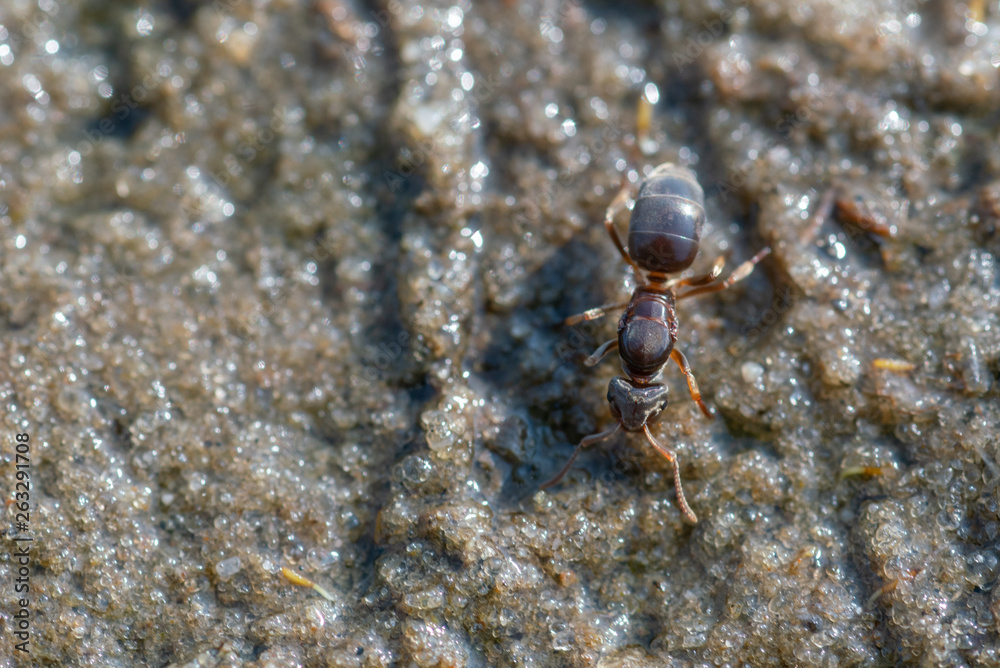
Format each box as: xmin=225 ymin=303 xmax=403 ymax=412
xmin=607 ymin=377 xmax=669 ymax=432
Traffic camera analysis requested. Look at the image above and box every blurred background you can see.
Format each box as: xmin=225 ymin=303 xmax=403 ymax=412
xmin=1 ymin=0 xmax=999 ymax=665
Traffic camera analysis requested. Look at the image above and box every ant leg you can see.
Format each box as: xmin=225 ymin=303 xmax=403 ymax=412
xmin=564 ymin=301 xmax=630 ymax=326
xmin=670 ymin=349 xmax=714 ymax=418
xmin=540 ymin=424 xmax=621 ymax=490
xmin=584 ymin=339 xmax=618 ymax=367
xmin=636 ymin=93 xmax=653 ymax=150
xmin=676 ymin=247 xmax=771 ymax=301
xmin=605 ymin=184 xmax=642 ymax=276
xmin=642 ymin=424 xmax=698 ymax=524
xmin=671 ymin=255 xmax=726 ymax=289
xmin=799 ymin=186 xmax=838 ymax=245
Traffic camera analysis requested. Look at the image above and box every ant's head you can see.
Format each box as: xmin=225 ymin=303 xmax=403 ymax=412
xmin=607 ymin=376 xmax=668 ymax=432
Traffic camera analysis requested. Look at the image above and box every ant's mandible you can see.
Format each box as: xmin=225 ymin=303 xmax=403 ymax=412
xmin=542 ymin=163 xmax=771 ymax=524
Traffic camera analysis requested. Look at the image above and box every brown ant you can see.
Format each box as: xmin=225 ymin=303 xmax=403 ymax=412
xmin=542 ymin=163 xmax=771 ymax=524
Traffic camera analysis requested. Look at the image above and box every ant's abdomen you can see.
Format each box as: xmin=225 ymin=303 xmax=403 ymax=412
xmin=628 ymin=163 xmax=705 ymax=274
